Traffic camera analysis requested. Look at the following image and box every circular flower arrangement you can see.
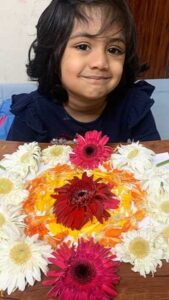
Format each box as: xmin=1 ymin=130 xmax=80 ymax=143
xmin=0 ymin=130 xmax=169 ymax=299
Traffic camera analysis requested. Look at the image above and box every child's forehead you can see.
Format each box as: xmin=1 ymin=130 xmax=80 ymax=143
xmin=69 ymin=5 xmax=125 ymax=40
xmin=71 ymin=16 xmax=124 ymax=41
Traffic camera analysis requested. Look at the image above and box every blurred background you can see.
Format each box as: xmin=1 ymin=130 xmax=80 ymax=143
xmin=128 ymin=0 xmax=169 ymax=79
xmin=0 ymin=0 xmax=50 ymax=82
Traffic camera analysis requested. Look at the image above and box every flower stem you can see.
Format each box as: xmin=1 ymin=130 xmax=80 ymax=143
xmin=0 ymin=165 xmax=6 ymax=170
xmin=156 ymin=159 xmax=169 ymax=167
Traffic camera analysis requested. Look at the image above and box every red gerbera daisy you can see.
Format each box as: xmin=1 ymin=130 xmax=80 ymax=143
xmin=43 ymin=238 xmax=120 ymax=300
xmin=52 ymin=172 xmax=119 ymax=230
xmin=70 ymin=130 xmax=112 ymax=169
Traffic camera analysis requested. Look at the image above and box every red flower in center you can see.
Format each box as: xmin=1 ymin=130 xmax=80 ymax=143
xmin=43 ymin=238 xmax=120 ymax=300
xmin=52 ymin=172 xmax=119 ymax=230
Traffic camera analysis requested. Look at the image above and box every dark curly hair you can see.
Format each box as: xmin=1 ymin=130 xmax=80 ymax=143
xmin=27 ymin=0 xmax=147 ymax=102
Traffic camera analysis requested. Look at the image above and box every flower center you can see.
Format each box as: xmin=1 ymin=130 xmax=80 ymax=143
xmin=0 ymin=213 xmax=6 ymax=227
xmin=162 ymin=227 xmax=169 ymax=241
xmin=10 ymin=242 xmax=32 ymax=265
xmin=127 ymin=149 xmax=139 ymax=159
xmin=0 ymin=178 xmax=13 ymax=194
xmin=72 ymin=189 xmax=93 ymax=207
xmin=160 ymin=201 xmax=169 ymax=214
xmin=129 ymin=237 xmax=150 ymax=258
xmin=83 ymin=145 xmax=97 ymax=157
xmin=51 ymin=146 xmax=63 ymax=157
xmin=71 ymin=261 xmax=96 ymax=284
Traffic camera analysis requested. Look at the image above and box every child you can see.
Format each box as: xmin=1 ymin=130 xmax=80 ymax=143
xmin=7 ymin=0 xmax=160 ymax=143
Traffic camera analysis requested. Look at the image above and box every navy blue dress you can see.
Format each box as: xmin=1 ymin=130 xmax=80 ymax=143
xmin=7 ymin=81 xmax=160 ymax=143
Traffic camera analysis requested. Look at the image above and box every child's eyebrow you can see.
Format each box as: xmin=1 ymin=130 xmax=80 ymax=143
xmin=70 ymin=32 xmax=98 ymax=40
xmin=108 ymin=37 xmax=126 ymax=45
xmin=70 ymin=32 xmax=125 ymax=44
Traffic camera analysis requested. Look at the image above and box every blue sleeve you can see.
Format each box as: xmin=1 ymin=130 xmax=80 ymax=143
xmin=0 ymin=99 xmax=15 ymax=140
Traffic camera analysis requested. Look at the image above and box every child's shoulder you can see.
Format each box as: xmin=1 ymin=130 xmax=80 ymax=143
xmin=121 ymin=80 xmax=155 ymax=112
xmin=7 ymin=90 xmax=63 ymax=141
xmin=127 ymin=80 xmax=155 ymax=98
xmin=125 ymin=80 xmax=156 ymax=129
xmin=10 ymin=89 xmax=63 ymax=117
xmin=108 ymin=80 xmax=155 ymax=114
xmin=10 ymin=90 xmax=50 ymax=111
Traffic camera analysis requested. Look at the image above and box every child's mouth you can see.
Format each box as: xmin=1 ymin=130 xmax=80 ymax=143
xmin=81 ymin=75 xmax=111 ymax=81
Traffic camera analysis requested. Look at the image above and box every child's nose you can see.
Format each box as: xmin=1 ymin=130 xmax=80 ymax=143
xmin=89 ymin=49 xmax=109 ymax=70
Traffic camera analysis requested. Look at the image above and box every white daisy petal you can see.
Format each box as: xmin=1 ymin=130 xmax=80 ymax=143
xmin=7 ymin=273 xmax=18 ymax=294
xmin=25 ymin=269 xmax=34 ymax=286
xmin=17 ymin=273 xmax=26 ymax=291
xmin=32 ymin=265 xmax=42 ymax=281
xmin=0 ymin=272 xmax=8 ymax=289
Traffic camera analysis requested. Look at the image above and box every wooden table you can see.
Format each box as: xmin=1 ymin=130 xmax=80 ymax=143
xmin=0 ymin=140 xmax=169 ymax=300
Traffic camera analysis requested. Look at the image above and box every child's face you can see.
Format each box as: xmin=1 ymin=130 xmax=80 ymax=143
xmin=60 ymin=7 xmax=126 ymax=104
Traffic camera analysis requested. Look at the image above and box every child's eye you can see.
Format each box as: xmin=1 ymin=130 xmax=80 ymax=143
xmin=75 ymin=44 xmax=90 ymax=51
xmin=108 ymin=47 xmax=124 ymax=56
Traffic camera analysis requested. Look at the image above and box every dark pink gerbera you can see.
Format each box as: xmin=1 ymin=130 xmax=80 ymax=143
xmin=70 ymin=130 xmax=112 ymax=169
xmin=52 ymin=172 xmax=119 ymax=230
xmin=43 ymin=238 xmax=120 ymax=300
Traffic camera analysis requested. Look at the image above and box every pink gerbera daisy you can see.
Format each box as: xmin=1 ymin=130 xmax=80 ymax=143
xmin=52 ymin=172 xmax=119 ymax=230
xmin=43 ymin=238 xmax=120 ymax=300
xmin=70 ymin=130 xmax=112 ymax=169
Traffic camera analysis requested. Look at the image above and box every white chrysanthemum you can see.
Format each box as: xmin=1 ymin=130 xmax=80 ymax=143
xmin=1 ymin=142 xmax=41 ymax=178
xmin=0 ymin=234 xmax=52 ymax=294
xmin=114 ymin=228 xmax=162 ymax=277
xmin=142 ymin=167 xmax=169 ymax=197
xmin=146 ymin=192 xmax=169 ymax=224
xmin=0 ymin=173 xmax=28 ymax=205
xmin=42 ymin=144 xmax=72 ymax=166
xmin=0 ymin=203 xmax=25 ymax=240
xmin=111 ymin=142 xmax=155 ymax=175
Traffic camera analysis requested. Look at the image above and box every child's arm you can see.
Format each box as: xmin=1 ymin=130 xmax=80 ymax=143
xmin=7 ymin=116 xmax=40 ymax=142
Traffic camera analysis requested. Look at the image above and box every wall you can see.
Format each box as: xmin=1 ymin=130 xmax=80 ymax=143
xmin=0 ymin=0 xmax=51 ymax=83
xmin=128 ymin=0 xmax=169 ymax=78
